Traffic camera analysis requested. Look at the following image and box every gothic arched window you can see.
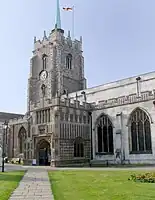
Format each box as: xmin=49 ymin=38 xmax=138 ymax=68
xmin=66 ymin=54 xmax=72 ymax=69
xmin=42 ymin=54 xmax=47 ymax=70
xmin=18 ymin=127 xmax=26 ymax=154
xmin=129 ymin=108 xmax=152 ymax=154
xmin=96 ymin=114 xmax=114 ymax=154
xmin=74 ymin=137 xmax=84 ymax=157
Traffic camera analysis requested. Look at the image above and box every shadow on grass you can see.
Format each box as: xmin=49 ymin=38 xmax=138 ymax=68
xmin=0 ymin=171 xmax=50 ymax=182
xmin=0 ymin=171 xmax=25 ymax=182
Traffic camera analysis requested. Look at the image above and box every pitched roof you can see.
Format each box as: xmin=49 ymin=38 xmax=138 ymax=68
xmin=0 ymin=112 xmax=24 ymax=122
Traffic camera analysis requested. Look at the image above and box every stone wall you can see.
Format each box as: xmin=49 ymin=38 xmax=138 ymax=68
xmin=29 ymin=28 xmax=86 ymax=110
xmin=67 ymin=71 xmax=155 ymax=104
xmin=52 ymin=100 xmax=91 ymax=166
xmin=82 ymin=72 xmax=155 ymax=164
xmin=92 ymin=99 xmax=155 ymax=163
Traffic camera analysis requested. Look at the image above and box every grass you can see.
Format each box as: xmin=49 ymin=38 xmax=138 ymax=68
xmin=0 ymin=171 xmax=25 ymax=200
xmin=49 ymin=170 xmax=155 ymax=200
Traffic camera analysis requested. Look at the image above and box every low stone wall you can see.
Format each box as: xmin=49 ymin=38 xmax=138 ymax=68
xmin=23 ymin=159 xmax=33 ymax=166
xmin=51 ymin=158 xmax=90 ymax=167
xmin=90 ymin=159 xmax=155 ymax=167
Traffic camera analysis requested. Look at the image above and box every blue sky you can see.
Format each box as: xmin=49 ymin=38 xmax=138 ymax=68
xmin=0 ymin=0 xmax=155 ymax=114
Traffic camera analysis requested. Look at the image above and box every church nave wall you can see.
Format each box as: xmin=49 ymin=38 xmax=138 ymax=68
xmin=92 ymin=99 xmax=155 ymax=164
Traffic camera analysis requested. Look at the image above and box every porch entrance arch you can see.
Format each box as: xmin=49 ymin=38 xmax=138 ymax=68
xmin=37 ymin=139 xmax=51 ymax=166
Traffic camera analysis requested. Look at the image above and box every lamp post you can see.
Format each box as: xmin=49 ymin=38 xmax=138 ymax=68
xmin=2 ymin=121 xmax=8 ymax=172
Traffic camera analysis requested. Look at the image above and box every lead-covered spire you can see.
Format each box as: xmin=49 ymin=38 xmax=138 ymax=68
xmin=55 ymin=0 xmax=61 ymax=29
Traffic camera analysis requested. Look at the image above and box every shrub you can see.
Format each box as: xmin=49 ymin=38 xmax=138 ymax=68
xmin=128 ymin=172 xmax=155 ymax=183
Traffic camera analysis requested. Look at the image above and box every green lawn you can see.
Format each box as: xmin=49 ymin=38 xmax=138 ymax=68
xmin=0 ymin=171 xmax=25 ymax=200
xmin=49 ymin=170 xmax=155 ymax=200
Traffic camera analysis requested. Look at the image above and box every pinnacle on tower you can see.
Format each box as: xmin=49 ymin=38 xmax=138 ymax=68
xmin=43 ymin=30 xmax=47 ymax=40
xmin=68 ymin=30 xmax=71 ymax=38
xmin=34 ymin=36 xmax=36 ymax=43
xmin=55 ymin=0 xmax=61 ymax=29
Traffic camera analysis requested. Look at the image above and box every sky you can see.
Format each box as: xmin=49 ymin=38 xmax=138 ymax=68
xmin=0 ymin=0 xmax=155 ymax=114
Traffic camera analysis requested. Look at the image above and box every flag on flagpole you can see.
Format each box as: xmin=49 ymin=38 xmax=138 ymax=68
xmin=63 ymin=7 xmax=73 ymax=11
xmin=63 ymin=6 xmax=75 ymax=39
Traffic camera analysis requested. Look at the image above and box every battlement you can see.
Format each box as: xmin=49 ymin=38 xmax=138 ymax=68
xmin=54 ymin=97 xmax=91 ymax=110
xmin=33 ymin=29 xmax=82 ymax=52
xmin=30 ymin=96 xmax=91 ymax=111
xmin=92 ymin=90 xmax=155 ymax=110
xmin=9 ymin=115 xmax=28 ymax=124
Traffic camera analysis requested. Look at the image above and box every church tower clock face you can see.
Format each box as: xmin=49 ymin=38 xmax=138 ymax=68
xmin=40 ymin=70 xmax=47 ymax=81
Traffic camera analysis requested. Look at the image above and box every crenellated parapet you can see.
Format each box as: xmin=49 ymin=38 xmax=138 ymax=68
xmin=58 ymin=98 xmax=91 ymax=110
xmin=30 ymin=89 xmax=155 ymax=112
xmin=9 ymin=115 xmax=28 ymax=125
xmin=33 ymin=28 xmax=82 ymax=54
xmin=29 ymin=96 xmax=91 ymax=112
xmin=93 ymin=90 xmax=155 ymax=110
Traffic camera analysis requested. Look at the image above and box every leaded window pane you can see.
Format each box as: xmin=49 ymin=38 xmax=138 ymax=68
xmin=97 ymin=126 xmax=102 ymax=152
xmin=108 ymin=125 xmax=114 ymax=153
xmin=103 ymin=126 xmax=108 ymax=152
xmin=97 ymin=115 xmax=114 ymax=154
xmin=131 ymin=122 xmax=137 ymax=151
xmin=80 ymin=143 xmax=84 ymax=157
xmin=18 ymin=127 xmax=26 ymax=154
xmin=138 ymin=121 xmax=144 ymax=151
xmin=145 ymin=120 xmax=152 ymax=151
xmin=74 ymin=138 xmax=84 ymax=157
xmin=130 ymin=108 xmax=152 ymax=153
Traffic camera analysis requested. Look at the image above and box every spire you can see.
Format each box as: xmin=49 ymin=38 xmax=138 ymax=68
xmin=55 ymin=0 xmax=61 ymax=29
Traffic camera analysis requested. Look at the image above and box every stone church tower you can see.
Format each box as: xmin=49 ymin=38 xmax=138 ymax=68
xmin=7 ymin=0 xmax=91 ymax=166
xmin=28 ymin=3 xmax=86 ymax=111
xmin=28 ymin=28 xmax=86 ymax=111
xmin=6 ymin=0 xmax=155 ymax=167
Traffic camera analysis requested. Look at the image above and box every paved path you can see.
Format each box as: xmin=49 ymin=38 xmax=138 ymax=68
xmin=9 ymin=168 xmax=54 ymax=200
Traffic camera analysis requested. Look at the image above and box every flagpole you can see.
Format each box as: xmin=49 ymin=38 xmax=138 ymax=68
xmin=72 ymin=6 xmax=75 ymax=40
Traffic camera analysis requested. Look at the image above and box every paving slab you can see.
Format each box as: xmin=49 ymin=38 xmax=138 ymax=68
xmin=9 ymin=168 xmax=54 ymax=200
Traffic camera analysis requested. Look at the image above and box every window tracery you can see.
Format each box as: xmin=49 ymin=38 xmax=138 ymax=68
xmin=96 ymin=114 xmax=114 ymax=154
xmin=18 ymin=127 xmax=26 ymax=154
xmin=129 ymin=108 xmax=152 ymax=153
xmin=42 ymin=54 xmax=47 ymax=70
xmin=66 ymin=54 xmax=72 ymax=69
xmin=74 ymin=137 xmax=84 ymax=157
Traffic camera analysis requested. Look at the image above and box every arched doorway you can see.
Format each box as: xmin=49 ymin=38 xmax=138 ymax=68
xmin=37 ymin=140 xmax=51 ymax=166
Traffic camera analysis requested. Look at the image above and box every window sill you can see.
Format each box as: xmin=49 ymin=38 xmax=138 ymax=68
xmin=95 ymin=152 xmax=114 ymax=155
xmin=129 ymin=151 xmax=152 ymax=155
